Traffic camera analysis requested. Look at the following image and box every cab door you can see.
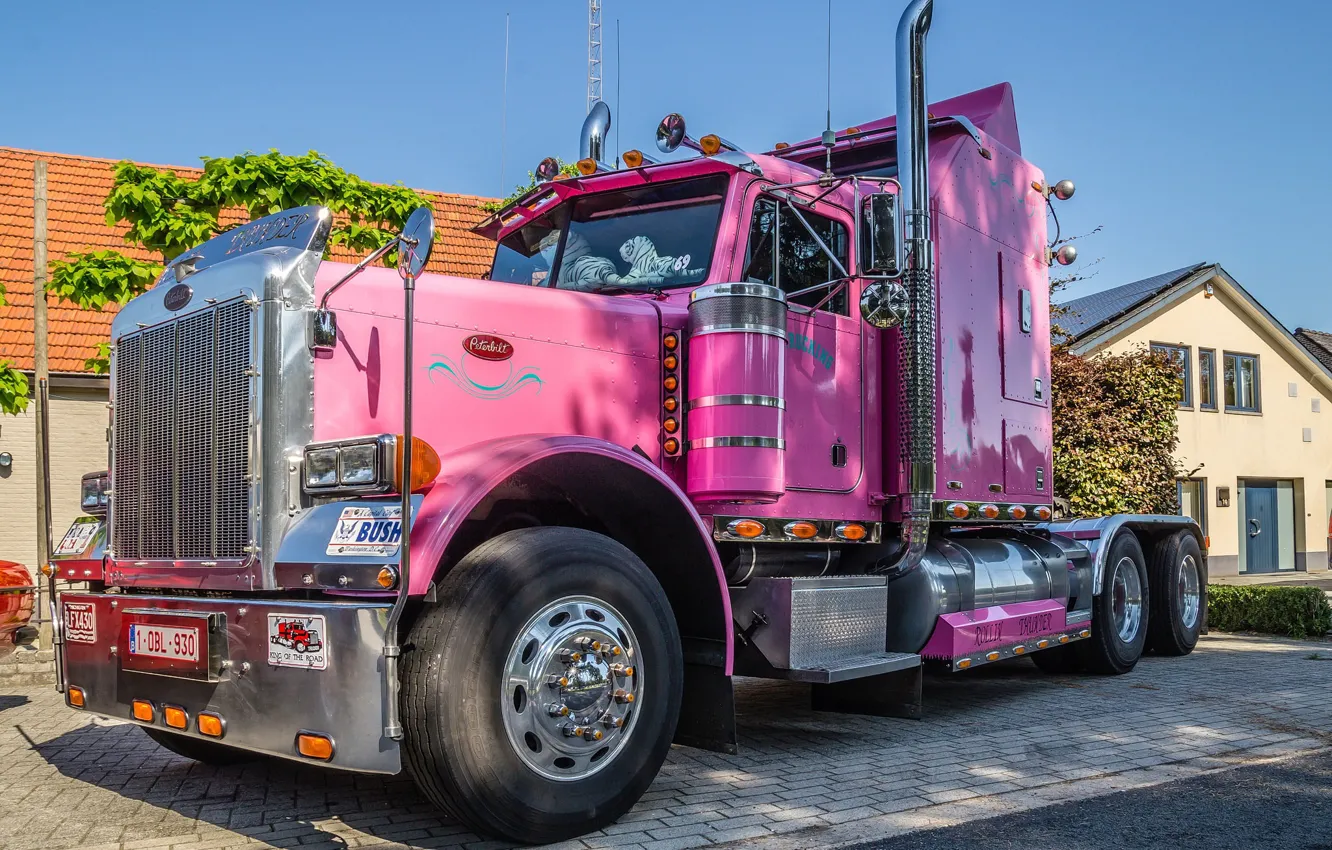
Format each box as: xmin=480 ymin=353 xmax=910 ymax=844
xmin=733 ymin=185 xmax=862 ymax=492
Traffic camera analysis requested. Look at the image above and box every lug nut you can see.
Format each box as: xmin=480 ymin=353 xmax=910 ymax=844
xmin=559 ymin=649 xmax=583 ymax=664
xmin=611 ymin=664 xmax=635 ymax=678
xmin=603 ymin=645 xmax=622 ymax=657
xmin=582 ymin=727 xmax=604 ymax=742
xmin=546 ymin=704 xmax=570 ymax=717
xmin=547 ymin=675 xmax=569 ymax=688
xmin=601 ymin=714 xmax=625 ymax=729
xmin=560 ymin=723 xmax=579 ymax=737
xmin=614 ymin=689 xmax=635 ymax=705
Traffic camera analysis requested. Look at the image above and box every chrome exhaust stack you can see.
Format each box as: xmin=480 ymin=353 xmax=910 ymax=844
xmin=579 ymin=101 xmax=613 ymax=170
xmin=878 ymin=0 xmax=936 ymax=578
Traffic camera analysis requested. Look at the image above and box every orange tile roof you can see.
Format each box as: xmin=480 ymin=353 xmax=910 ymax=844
xmin=0 ymin=147 xmax=497 ymax=374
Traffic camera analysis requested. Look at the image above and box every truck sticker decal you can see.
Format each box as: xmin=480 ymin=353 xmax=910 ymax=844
xmin=64 ymin=601 xmax=96 ymax=644
xmin=787 ymin=330 xmax=834 ymax=370
xmin=427 ymin=353 xmax=543 ymax=399
xmin=55 ymin=521 xmax=100 ymax=556
xmin=268 ymin=614 xmax=329 ymax=670
xmin=326 ymin=505 xmax=403 ymax=556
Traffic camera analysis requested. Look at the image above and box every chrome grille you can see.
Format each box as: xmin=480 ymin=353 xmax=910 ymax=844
xmin=112 ymin=299 xmax=252 ymax=560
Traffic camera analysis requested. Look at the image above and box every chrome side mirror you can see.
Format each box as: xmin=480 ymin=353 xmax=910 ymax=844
xmin=860 ymin=193 xmax=902 ymax=278
xmin=398 ymin=207 xmax=435 ymax=280
xmin=860 ymin=281 xmax=910 ymax=330
xmin=656 ymin=113 xmax=688 ymax=153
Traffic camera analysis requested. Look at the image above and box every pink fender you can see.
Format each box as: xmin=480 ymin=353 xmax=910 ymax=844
xmin=408 ymin=433 xmax=734 ymax=675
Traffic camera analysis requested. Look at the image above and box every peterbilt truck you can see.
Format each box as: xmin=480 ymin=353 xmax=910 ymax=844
xmin=51 ymin=1 xmax=1205 ymax=843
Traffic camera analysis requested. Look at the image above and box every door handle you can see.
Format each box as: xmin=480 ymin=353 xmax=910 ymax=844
xmin=1249 ymin=518 xmax=1262 ymax=537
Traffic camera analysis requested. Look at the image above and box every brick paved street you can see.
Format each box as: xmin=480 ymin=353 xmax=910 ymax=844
xmin=1 ymin=633 xmax=1329 ymax=850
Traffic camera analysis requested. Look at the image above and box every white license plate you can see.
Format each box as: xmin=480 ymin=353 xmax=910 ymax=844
xmin=128 ymin=624 xmax=201 ymax=662
xmin=55 ymin=522 xmax=99 ymax=556
xmin=326 ymin=506 xmax=402 ymax=556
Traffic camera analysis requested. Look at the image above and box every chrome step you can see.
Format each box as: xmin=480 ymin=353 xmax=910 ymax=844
xmin=779 ymin=651 xmax=921 ymax=684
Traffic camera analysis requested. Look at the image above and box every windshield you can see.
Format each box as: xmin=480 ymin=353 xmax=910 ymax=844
xmin=488 ymin=175 xmax=728 ymax=292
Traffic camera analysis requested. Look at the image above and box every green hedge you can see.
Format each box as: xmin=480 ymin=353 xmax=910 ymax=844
xmin=1207 ymin=586 xmax=1332 ymax=639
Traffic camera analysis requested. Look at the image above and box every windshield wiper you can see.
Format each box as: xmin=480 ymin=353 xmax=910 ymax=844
xmin=590 ymin=285 xmax=667 ymax=298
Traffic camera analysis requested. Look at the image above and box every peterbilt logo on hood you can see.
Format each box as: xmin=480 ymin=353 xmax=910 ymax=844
xmin=163 ymin=283 xmax=193 ymax=311
xmin=463 ymin=334 xmax=514 ymax=361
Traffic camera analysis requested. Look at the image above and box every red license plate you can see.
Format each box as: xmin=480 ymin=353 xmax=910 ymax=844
xmin=120 ymin=610 xmax=221 ymax=680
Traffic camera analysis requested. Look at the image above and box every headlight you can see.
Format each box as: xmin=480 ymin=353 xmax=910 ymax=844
xmin=338 ymin=443 xmax=379 ymax=486
xmin=305 ymin=448 xmax=339 ymax=489
xmin=81 ymin=471 xmax=109 ymax=516
xmin=302 ymin=435 xmax=441 ymax=496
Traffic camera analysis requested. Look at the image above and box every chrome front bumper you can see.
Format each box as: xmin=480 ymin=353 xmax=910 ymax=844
xmin=59 ymin=593 xmax=399 ymax=773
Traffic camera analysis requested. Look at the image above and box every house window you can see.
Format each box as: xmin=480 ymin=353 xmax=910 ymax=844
xmin=1198 ymin=349 xmax=1217 ymax=410
xmin=1151 ymin=343 xmax=1191 ymax=408
xmin=743 ymin=197 xmax=850 ymax=315
xmin=1178 ymin=478 xmax=1207 ymax=535
xmin=1223 ymin=352 xmax=1261 ymax=412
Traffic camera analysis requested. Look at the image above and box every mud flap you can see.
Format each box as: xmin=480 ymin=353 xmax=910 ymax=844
xmin=673 ymin=639 xmax=737 ymax=755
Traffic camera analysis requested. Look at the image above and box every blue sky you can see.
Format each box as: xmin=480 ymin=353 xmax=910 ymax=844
xmin=4 ymin=0 xmax=1329 ymax=329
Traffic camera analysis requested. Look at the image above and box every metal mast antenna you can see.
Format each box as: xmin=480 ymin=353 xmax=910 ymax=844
xmin=588 ymin=0 xmax=603 ymax=113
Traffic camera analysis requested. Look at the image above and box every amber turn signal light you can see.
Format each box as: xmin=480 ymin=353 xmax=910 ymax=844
xmin=980 ymin=504 xmax=1001 ymax=519
xmin=835 ymin=523 xmax=868 ymax=541
xmin=1008 ymin=505 xmax=1028 ymax=520
xmin=663 ymin=375 xmax=678 ymax=392
xmin=663 ymin=417 xmax=679 ymax=434
xmin=946 ymin=502 xmax=970 ymax=520
xmin=163 ymin=706 xmax=188 ymax=729
xmin=394 ymin=435 xmax=440 ymax=493
xmin=576 ymin=157 xmax=598 ymax=176
xmin=726 ymin=519 xmax=765 ymax=539
xmin=1034 ymin=505 xmax=1053 ymax=521
xmin=297 ymin=733 xmax=335 ymax=761
xmin=783 ymin=521 xmax=819 ymax=540
xmin=623 ymin=149 xmax=645 ymax=168
xmin=197 ymin=712 xmax=225 ymax=738
xmin=663 ymin=333 xmax=679 ymax=351
xmin=67 ymin=687 xmax=86 ymax=708
xmin=663 ymin=353 xmax=678 ymax=371
xmin=131 ymin=700 xmax=154 ymax=722
xmin=663 ymin=397 xmax=678 ymax=413
xmin=700 ymin=134 xmax=722 ymax=156
xmin=376 ymin=566 xmax=398 ymax=589
xmin=663 ymin=437 xmax=680 ymax=454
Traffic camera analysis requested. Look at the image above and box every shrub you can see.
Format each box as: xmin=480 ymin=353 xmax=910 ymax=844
xmin=1051 ymin=346 xmax=1182 ymax=516
xmin=1207 ymin=585 xmax=1332 ymax=639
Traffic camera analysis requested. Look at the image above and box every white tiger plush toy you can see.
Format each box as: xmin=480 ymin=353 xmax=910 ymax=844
xmin=615 ymin=236 xmax=676 ymax=286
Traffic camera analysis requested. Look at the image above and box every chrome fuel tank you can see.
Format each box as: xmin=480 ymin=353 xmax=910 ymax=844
xmin=882 ymin=531 xmax=1089 ymax=653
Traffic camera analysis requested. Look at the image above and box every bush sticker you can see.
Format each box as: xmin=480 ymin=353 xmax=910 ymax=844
xmin=326 ymin=505 xmax=402 ymax=557
xmin=64 ymin=601 xmax=96 ymax=644
xmin=267 ymin=614 xmax=329 ymax=670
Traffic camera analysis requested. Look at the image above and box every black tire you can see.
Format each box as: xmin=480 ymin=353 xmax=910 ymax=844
xmin=1147 ymin=531 xmax=1204 ymax=656
xmin=1078 ymin=531 xmax=1150 ymax=674
xmin=141 ymin=727 xmax=256 ymax=765
xmin=401 ymin=527 xmax=683 ymax=844
xmin=1030 ymin=643 xmax=1083 ymax=674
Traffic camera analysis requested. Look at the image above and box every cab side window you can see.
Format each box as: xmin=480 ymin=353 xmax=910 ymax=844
xmin=742 ymin=197 xmax=850 ymax=315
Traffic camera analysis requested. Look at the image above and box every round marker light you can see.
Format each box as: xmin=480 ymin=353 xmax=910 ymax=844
xmin=663 ymin=397 xmax=678 ymax=413
xmin=663 ymin=437 xmax=680 ymax=454
xmin=663 ymin=353 xmax=678 ymax=371
xmin=623 ymin=149 xmax=645 ymax=168
xmin=947 ymin=502 xmax=970 ymax=520
xmin=700 ymin=134 xmax=722 ymax=156
xmin=663 ymin=417 xmax=679 ymax=434
xmin=726 ymin=519 xmax=765 ymax=539
xmin=835 ymin=523 xmax=868 ymax=541
xmin=663 ymin=375 xmax=678 ymax=392
xmin=1034 ymin=506 xmax=1053 ymax=521
xmin=980 ymin=504 xmax=1001 ymax=519
xmin=576 ymin=157 xmax=598 ymax=176
xmin=376 ymin=566 xmax=398 ymax=589
xmin=783 ymin=521 xmax=819 ymax=540
xmin=1008 ymin=505 xmax=1028 ymax=520
xmin=663 ymin=333 xmax=679 ymax=351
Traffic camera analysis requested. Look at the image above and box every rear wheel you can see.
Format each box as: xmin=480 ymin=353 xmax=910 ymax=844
xmin=1079 ymin=531 xmax=1150 ymax=674
xmin=141 ymin=727 xmax=256 ymax=765
xmin=401 ymin=527 xmax=683 ymax=844
xmin=1147 ymin=532 xmax=1204 ymax=656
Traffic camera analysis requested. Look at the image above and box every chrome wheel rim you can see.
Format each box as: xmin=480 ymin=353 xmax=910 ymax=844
xmin=501 ymin=595 xmax=643 ymax=782
xmin=1110 ymin=555 xmax=1144 ymax=643
xmin=1178 ymin=554 xmax=1201 ymax=630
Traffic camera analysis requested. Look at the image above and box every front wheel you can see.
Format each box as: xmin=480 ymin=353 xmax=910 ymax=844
xmin=401 ymin=527 xmax=683 ymax=844
xmin=1079 ymin=531 xmax=1150 ymax=674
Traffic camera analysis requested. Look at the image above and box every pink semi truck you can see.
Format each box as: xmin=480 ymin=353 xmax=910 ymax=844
xmin=50 ymin=1 xmax=1205 ymax=843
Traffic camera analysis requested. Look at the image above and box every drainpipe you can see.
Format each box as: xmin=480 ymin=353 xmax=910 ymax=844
xmin=878 ymin=0 xmax=936 ymax=577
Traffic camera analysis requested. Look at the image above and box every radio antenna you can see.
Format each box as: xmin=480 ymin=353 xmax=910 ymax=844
xmin=500 ymin=12 xmax=510 ymax=194
xmin=616 ymin=17 xmax=622 ymax=166
xmin=821 ymin=0 xmax=835 ymax=180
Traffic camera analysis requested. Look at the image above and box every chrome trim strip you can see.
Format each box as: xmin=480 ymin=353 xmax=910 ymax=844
xmin=690 ymin=322 xmax=789 ymax=341
xmin=711 ymin=515 xmax=882 ymax=544
xmin=932 ymin=500 xmax=1054 ymax=522
xmin=689 ymin=436 xmax=785 ymax=450
xmin=690 ymin=282 xmax=786 ymax=303
xmin=687 ymin=394 xmax=785 ymax=411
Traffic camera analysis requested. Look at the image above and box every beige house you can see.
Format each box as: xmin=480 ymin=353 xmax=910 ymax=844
xmin=1061 ymin=263 xmax=1332 ymax=576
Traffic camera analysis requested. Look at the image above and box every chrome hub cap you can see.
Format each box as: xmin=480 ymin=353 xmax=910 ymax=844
xmin=1178 ymin=554 xmax=1201 ymax=630
xmin=501 ymin=595 xmax=642 ymax=781
xmin=1110 ymin=555 xmax=1144 ymax=643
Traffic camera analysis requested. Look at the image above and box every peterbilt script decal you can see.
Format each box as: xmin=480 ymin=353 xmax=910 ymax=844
xmin=464 ymin=334 xmax=514 ymax=361
xmin=225 ymin=211 xmax=314 ymax=255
